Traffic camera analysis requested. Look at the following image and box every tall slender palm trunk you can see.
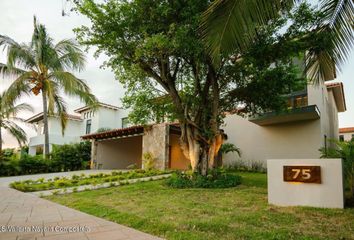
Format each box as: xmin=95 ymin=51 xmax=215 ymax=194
xmin=42 ymin=91 xmax=50 ymax=158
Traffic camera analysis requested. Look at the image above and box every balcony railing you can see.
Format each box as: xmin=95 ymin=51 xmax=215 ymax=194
xmin=249 ymin=90 xmax=320 ymax=126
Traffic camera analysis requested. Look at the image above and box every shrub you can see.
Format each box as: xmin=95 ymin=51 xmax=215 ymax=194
xmin=0 ymin=159 xmax=21 ymax=176
xmin=142 ymin=152 xmax=156 ymax=170
xmin=51 ymin=141 xmax=91 ymax=172
xmin=167 ymin=169 xmax=242 ymax=189
xmin=320 ymin=139 xmax=354 ymax=204
xmin=18 ymin=154 xmax=49 ymax=174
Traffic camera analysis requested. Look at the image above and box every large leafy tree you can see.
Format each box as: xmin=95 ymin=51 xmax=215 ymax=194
xmin=201 ymin=0 xmax=354 ymax=80
xmin=0 ymin=90 xmax=32 ymax=160
xmin=75 ymin=0 xmax=334 ymax=175
xmin=0 ymin=17 xmax=97 ymax=157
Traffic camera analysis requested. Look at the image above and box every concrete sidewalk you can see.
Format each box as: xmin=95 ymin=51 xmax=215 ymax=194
xmin=0 ymin=186 xmax=162 ymax=240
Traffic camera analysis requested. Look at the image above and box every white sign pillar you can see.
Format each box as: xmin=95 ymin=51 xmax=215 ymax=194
xmin=267 ymin=159 xmax=344 ymax=209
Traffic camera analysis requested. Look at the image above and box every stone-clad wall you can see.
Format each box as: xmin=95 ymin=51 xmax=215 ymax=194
xmin=142 ymin=124 xmax=169 ymax=170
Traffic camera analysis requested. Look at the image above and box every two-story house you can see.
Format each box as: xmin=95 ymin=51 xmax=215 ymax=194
xmin=81 ymin=78 xmax=346 ymax=170
xmin=26 ymin=102 xmax=129 ymax=156
xmin=26 ymin=77 xmax=346 ymax=170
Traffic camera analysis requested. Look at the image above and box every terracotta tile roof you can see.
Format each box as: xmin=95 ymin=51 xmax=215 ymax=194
xmin=339 ymin=127 xmax=354 ymax=133
xmin=81 ymin=125 xmax=146 ymax=140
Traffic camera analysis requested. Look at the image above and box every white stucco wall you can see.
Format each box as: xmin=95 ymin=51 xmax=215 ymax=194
xmin=223 ymin=115 xmax=322 ymax=166
xmin=28 ymin=117 xmax=82 ymax=150
xmin=80 ymin=107 xmax=130 ymax=135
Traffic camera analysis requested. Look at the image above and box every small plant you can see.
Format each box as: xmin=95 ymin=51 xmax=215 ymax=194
xmin=52 ymin=190 xmax=61 ymax=195
xmin=126 ymin=163 xmax=138 ymax=169
xmin=142 ymin=152 xmax=156 ymax=170
xmin=72 ymin=187 xmax=78 ymax=193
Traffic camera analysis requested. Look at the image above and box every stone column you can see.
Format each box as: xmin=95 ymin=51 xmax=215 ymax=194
xmin=142 ymin=123 xmax=169 ymax=170
xmin=90 ymin=140 xmax=98 ymax=169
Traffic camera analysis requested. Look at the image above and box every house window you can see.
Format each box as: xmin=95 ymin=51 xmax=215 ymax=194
xmin=339 ymin=135 xmax=344 ymax=142
xmin=121 ymin=117 xmax=130 ymax=128
xmin=86 ymin=119 xmax=92 ymax=134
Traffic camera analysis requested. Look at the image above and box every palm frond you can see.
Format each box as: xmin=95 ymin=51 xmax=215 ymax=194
xmin=4 ymin=72 xmax=33 ymax=106
xmin=2 ymin=120 xmax=27 ymax=147
xmin=0 ymin=63 xmax=26 ymax=78
xmin=200 ymin=0 xmax=296 ymax=63
xmin=6 ymin=103 xmax=33 ymax=117
xmin=50 ymin=71 xmax=98 ymax=110
xmin=55 ymin=39 xmax=86 ymax=71
xmin=53 ymin=94 xmax=68 ymax=136
xmin=320 ymin=0 xmax=354 ymax=65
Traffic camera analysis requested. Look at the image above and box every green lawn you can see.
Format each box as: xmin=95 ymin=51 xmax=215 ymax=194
xmin=46 ymin=172 xmax=354 ymax=240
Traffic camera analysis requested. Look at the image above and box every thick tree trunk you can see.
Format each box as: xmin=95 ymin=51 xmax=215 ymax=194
xmin=42 ymin=91 xmax=50 ymax=158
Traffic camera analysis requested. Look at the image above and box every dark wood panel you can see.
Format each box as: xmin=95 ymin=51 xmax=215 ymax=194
xmin=283 ymin=166 xmax=321 ymax=184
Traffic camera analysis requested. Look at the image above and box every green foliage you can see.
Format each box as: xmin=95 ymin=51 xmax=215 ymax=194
xmin=73 ymin=0 xmax=313 ymax=126
xmin=19 ymin=154 xmax=50 ymax=175
xmin=320 ymin=139 xmax=354 ymax=203
xmin=10 ymin=169 xmax=169 ymax=192
xmin=220 ymin=143 xmax=241 ymax=156
xmin=0 ymin=91 xmax=32 ymax=157
xmin=226 ymin=160 xmax=267 ymax=173
xmin=167 ymin=169 xmax=242 ymax=188
xmin=51 ymin=141 xmax=91 ymax=172
xmin=0 ymin=159 xmax=21 ymax=176
xmin=142 ymin=152 xmax=156 ymax=170
xmin=0 ymin=142 xmax=91 ymax=176
xmin=96 ymin=127 xmax=111 ymax=133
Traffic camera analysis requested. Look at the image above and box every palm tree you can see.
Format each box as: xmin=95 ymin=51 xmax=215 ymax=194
xmin=0 ymin=91 xmax=33 ymax=160
xmin=201 ymin=0 xmax=354 ymax=80
xmin=0 ymin=16 xmax=97 ymax=158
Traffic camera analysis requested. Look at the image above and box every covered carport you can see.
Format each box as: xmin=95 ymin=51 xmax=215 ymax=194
xmin=82 ymin=126 xmax=144 ymax=169
xmin=82 ymin=123 xmax=191 ymax=170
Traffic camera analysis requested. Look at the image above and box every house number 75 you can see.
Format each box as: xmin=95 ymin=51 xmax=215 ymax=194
xmin=291 ymin=169 xmax=311 ymax=179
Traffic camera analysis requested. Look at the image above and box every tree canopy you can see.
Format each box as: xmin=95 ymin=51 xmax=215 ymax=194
xmin=74 ymin=0 xmax=337 ymax=174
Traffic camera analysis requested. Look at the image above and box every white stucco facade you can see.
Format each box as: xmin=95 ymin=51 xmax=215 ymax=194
xmin=27 ymin=103 xmax=129 ymax=155
xmin=223 ymin=81 xmax=346 ymax=167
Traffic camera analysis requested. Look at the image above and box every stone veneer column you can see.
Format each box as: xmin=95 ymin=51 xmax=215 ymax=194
xmin=142 ymin=123 xmax=169 ymax=170
xmin=90 ymin=139 xmax=98 ymax=169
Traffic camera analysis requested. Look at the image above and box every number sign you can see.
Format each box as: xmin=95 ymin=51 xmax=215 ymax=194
xmin=283 ymin=166 xmax=321 ymax=183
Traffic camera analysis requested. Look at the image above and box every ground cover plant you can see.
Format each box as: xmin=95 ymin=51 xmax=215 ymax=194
xmin=46 ymin=172 xmax=354 ymax=240
xmin=167 ymin=169 xmax=242 ymax=188
xmin=10 ymin=169 xmax=169 ymax=192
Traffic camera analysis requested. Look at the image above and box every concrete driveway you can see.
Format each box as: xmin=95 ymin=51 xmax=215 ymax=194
xmin=0 ymin=171 xmax=162 ymax=240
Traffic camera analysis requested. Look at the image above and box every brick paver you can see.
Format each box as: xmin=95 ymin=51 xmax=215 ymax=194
xmin=0 ymin=184 xmax=162 ymax=240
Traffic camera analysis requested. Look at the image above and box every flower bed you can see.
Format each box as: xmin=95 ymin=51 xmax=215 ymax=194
xmin=10 ymin=169 xmax=169 ymax=192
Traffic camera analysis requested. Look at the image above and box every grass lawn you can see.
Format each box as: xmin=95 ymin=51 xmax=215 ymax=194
xmin=46 ymin=172 xmax=354 ymax=240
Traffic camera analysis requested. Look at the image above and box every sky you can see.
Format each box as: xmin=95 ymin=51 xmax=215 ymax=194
xmin=0 ymin=0 xmax=353 ymax=148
